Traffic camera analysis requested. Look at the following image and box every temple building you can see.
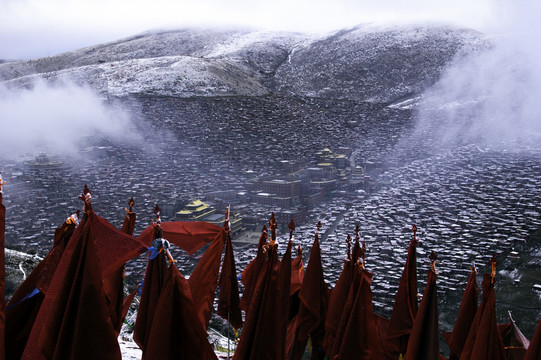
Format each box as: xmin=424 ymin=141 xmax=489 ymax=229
xmin=176 ymin=199 xmax=243 ymax=234
xmin=23 ymin=153 xmax=64 ymax=170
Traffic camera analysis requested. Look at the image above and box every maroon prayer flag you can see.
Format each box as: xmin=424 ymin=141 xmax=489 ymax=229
xmin=188 ymin=228 xmax=226 ymax=330
xmin=447 ymin=269 xmax=478 ymax=360
xmin=460 ymin=273 xmax=506 ymax=360
xmin=385 ymin=236 xmax=418 ymax=359
xmin=290 ymin=245 xmax=305 ymax=296
xmin=217 ymin=231 xmax=243 ymax=330
xmin=234 ymin=240 xmax=291 ymax=359
xmin=291 ymin=234 xmax=330 ymax=359
xmin=6 ymin=221 xmax=75 ymax=360
xmin=120 ymin=199 xmax=136 ymax=236
xmin=331 ymin=267 xmax=384 ymax=360
xmin=524 ymin=318 xmax=541 ymax=360
xmin=405 ymin=267 xmax=440 ymax=360
xmin=498 ymin=313 xmax=530 ymax=360
xmin=103 ymin=201 xmax=137 ymax=334
xmin=133 ymin=249 xmax=168 ymax=352
xmin=144 ymin=264 xmax=217 ymax=360
xmin=239 ymin=226 xmax=268 ymax=311
xmin=22 ymin=210 xmax=121 ymax=360
xmin=323 ymin=259 xmax=353 ymax=356
xmin=138 ymin=221 xmax=222 ymax=255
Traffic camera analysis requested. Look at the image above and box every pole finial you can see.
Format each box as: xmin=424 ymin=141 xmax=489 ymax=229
xmin=269 ymin=213 xmax=277 ymax=243
xmin=489 ymin=255 xmax=497 ymax=283
xmin=224 ymin=205 xmax=231 ymax=233
xmin=346 ymin=234 xmax=352 ymax=261
xmin=125 ymin=197 xmax=135 ymax=214
xmin=429 ymin=251 xmax=437 ymax=272
xmin=288 ymin=219 xmax=295 ymax=240
xmin=0 ymin=171 xmax=6 ymax=195
xmin=79 ymin=184 xmax=92 ymax=213
xmin=154 ymin=204 xmax=161 ymax=225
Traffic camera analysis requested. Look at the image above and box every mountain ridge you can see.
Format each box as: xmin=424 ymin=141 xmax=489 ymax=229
xmin=0 ymin=23 xmax=491 ymax=102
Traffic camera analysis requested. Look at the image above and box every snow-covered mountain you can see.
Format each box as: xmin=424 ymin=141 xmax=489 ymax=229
xmin=0 ymin=24 xmax=489 ymax=102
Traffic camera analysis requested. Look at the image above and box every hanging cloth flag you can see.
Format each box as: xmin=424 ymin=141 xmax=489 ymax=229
xmin=216 ymin=220 xmax=243 ymax=330
xmin=446 ymin=265 xmax=478 ymax=360
xmin=103 ymin=198 xmax=137 ymax=334
xmin=384 ymin=225 xmax=419 ymax=359
xmin=239 ymin=225 xmax=268 ymax=311
xmin=120 ymin=197 xmax=136 ymax=235
xmin=288 ymin=243 xmax=304 ymax=322
xmin=289 ymin=223 xmax=330 ymax=360
xmin=6 ymin=216 xmax=76 ymax=360
xmin=21 ymin=206 xmax=122 ymax=360
xmin=234 ymin=215 xmax=291 ymax=360
xmin=323 ymin=234 xmax=355 ymax=356
xmin=144 ymin=263 xmax=217 ymax=360
xmin=323 ymin=258 xmax=353 ymax=356
xmin=133 ymin=234 xmax=169 ymax=353
xmin=138 ymin=221 xmax=222 ymax=255
xmin=331 ymin=266 xmax=384 ymax=360
xmin=290 ymin=244 xmax=304 ymax=297
xmin=405 ymin=252 xmax=441 ymax=360
xmin=188 ymin=228 xmax=226 ymax=330
xmin=524 ymin=318 xmax=541 ymax=360
xmin=289 ymin=219 xmax=304 ymax=299
xmin=498 ymin=311 xmax=530 ymax=360
xmin=460 ymin=256 xmax=506 ymax=360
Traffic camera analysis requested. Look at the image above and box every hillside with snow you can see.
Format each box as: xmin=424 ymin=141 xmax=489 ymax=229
xmin=0 ymin=24 xmax=490 ymax=102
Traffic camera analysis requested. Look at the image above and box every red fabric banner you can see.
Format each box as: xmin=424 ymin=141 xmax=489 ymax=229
xmin=460 ymin=274 xmax=506 ymax=360
xmin=120 ymin=212 xmax=136 ymax=236
xmin=498 ymin=319 xmax=530 ymax=360
xmin=323 ymin=259 xmax=353 ymax=356
xmin=6 ymin=221 xmax=75 ymax=360
xmin=104 ymin=209 xmax=137 ymax=334
xmin=138 ymin=221 xmax=222 ymax=255
xmin=524 ymin=318 xmax=541 ymax=360
xmin=234 ymin=241 xmax=291 ymax=359
xmin=216 ymin=232 xmax=243 ymax=330
xmin=90 ymin=213 xmax=147 ymax=277
xmin=22 ymin=211 xmax=121 ymax=360
xmin=290 ymin=246 xmax=305 ymax=296
xmin=331 ymin=267 xmax=383 ymax=360
xmin=447 ymin=270 xmax=478 ymax=360
xmin=277 ymin=241 xmax=293 ymax=358
xmin=144 ymin=264 xmax=217 ymax=360
xmin=133 ymin=250 xmax=168 ymax=352
xmin=239 ymin=228 xmax=268 ymax=311
xmin=291 ymin=235 xmax=330 ymax=359
xmin=188 ymin=229 xmax=226 ymax=330
xmin=385 ymin=237 xmax=418 ymax=359
xmin=405 ymin=268 xmax=440 ymax=360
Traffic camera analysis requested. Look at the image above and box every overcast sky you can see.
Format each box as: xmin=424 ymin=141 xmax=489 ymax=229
xmin=0 ymin=0 xmax=500 ymax=60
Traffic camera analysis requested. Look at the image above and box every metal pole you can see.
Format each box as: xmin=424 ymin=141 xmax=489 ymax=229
xmin=227 ymin=311 xmax=231 ymax=358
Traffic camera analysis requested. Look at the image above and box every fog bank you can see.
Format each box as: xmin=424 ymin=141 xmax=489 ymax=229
xmin=0 ymin=79 xmax=141 ymax=161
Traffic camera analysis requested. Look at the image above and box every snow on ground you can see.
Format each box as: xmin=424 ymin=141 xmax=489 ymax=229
xmin=119 ymin=338 xmax=142 ymax=360
xmin=118 ymin=322 xmax=236 ymax=359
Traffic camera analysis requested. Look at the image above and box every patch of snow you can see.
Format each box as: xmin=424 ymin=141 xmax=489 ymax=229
xmin=206 ymin=31 xmax=280 ymax=58
xmin=5 ymin=248 xmax=43 ymax=261
xmin=18 ymin=262 xmax=27 ymax=280
xmin=118 ymin=336 xmax=142 ymax=360
xmin=388 ymin=95 xmax=425 ymax=110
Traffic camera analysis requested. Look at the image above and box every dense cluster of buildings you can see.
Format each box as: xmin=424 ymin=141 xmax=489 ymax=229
xmin=2 ymin=94 xmax=541 ymax=338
